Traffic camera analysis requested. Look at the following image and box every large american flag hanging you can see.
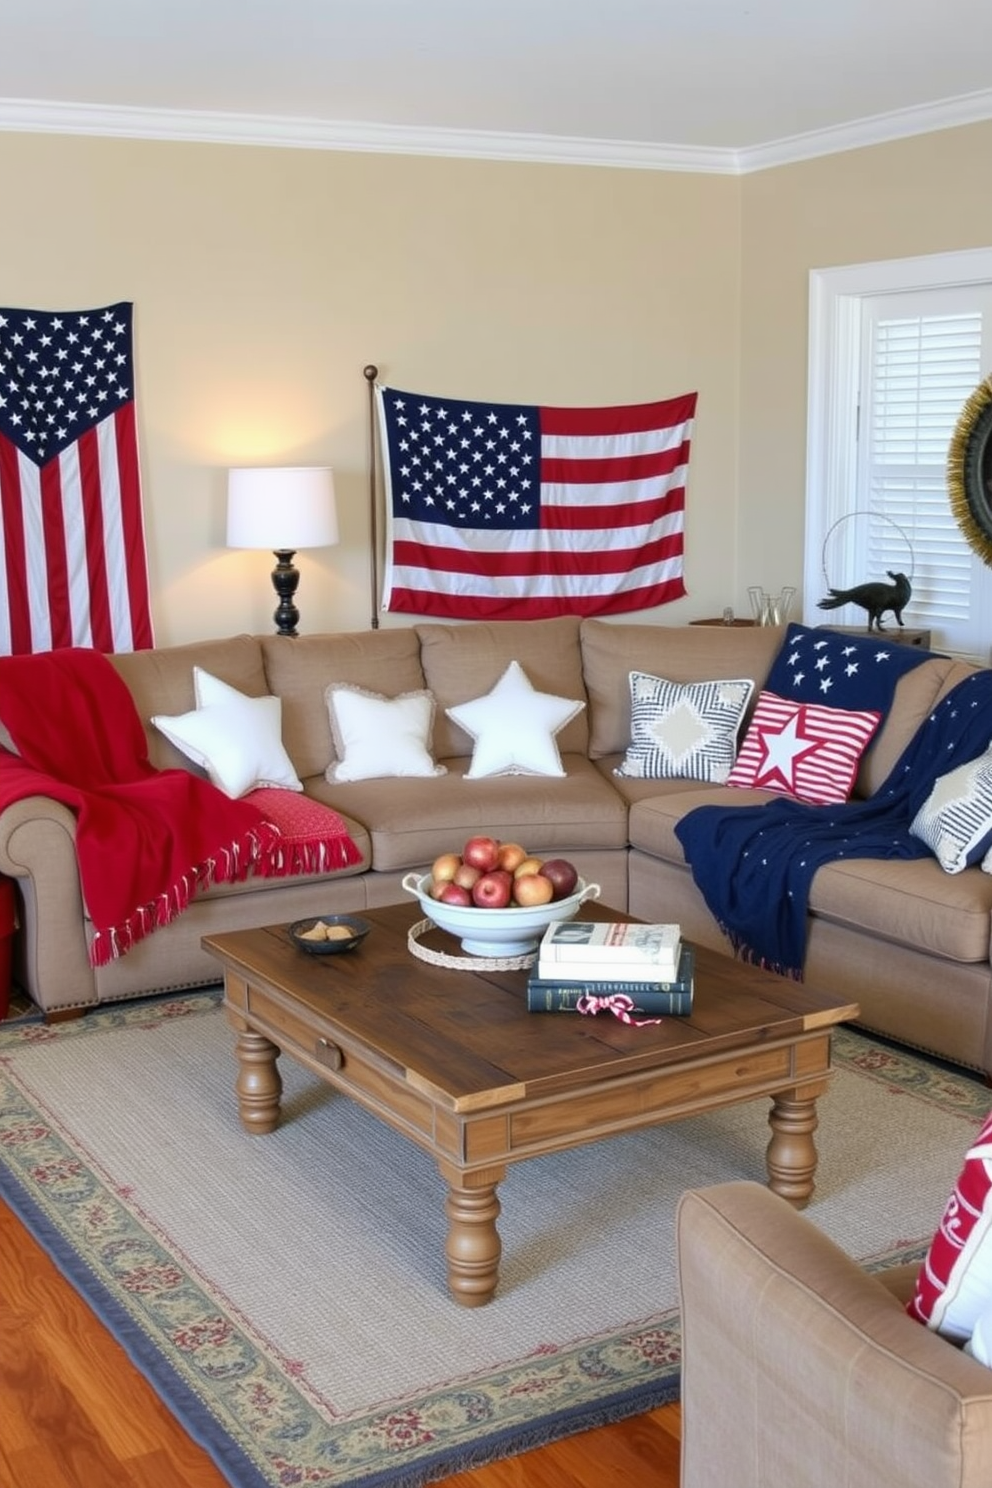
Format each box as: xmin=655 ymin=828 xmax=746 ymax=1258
xmin=376 ymin=384 xmax=696 ymax=620
xmin=0 ymin=301 xmax=153 ymax=655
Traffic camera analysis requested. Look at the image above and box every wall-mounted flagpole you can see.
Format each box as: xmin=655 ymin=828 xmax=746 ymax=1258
xmin=363 ymin=364 xmax=380 ymax=629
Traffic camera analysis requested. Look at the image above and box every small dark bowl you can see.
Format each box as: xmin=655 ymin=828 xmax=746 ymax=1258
xmin=288 ymin=914 xmax=371 ymax=956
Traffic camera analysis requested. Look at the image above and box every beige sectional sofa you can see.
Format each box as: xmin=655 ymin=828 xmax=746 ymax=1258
xmin=3 ymin=615 xmax=991 ymax=1079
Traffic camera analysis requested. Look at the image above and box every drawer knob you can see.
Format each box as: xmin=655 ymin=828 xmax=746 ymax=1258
xmin=316 ymin=1037 xmax=343 ymax=1070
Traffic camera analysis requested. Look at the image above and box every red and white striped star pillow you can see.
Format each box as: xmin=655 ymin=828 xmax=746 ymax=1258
xmin=725 ymin=690 xmax=881 ymax=806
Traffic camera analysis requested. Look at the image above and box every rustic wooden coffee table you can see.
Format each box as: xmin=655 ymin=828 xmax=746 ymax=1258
xmin=203 ymin=902 xmax=858 ymax=1307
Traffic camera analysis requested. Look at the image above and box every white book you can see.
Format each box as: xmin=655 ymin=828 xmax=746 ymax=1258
xmin=534 ymin=955 xmax=689 ymax=985
xmin=539 ymin=920 xmax=681 ymax=973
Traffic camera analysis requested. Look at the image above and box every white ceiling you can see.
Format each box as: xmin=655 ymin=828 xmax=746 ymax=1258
xmin=3 ymin=0 xmax=992 ymax=172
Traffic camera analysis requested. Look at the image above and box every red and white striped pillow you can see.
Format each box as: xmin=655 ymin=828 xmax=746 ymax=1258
xmin=726 ymin=689 xmax=881 ymax=806
xmin=907 ymin=1109 xmax=992 ymax=1344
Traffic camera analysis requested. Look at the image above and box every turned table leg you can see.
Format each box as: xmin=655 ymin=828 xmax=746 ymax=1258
xmin=766 ymin=1088 xmax=823 ymax=1208
xmin=232 ymin=1025 xmax=283 ymax=1134
xmin=439 ymin=1162 xmax=506 ymax=1307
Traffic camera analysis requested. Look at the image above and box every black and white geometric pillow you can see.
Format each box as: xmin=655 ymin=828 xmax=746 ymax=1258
xmin=614 ymin=671 xmax=755 ymax=783
xmin=911 ymin=744 xmax=992 ymax=874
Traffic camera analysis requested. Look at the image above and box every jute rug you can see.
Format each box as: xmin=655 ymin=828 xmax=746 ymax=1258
xmin=0 ymin=990 xmax=988 ymax=1487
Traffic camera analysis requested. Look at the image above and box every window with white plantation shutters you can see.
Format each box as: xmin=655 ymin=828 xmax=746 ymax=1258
xmin=860 ymin=295 xmax=985 ymax=651
xmin=806 ymin=252 xmax=992 ymax=664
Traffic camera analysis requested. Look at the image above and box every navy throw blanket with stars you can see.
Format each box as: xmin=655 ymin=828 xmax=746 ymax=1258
xmin=765 ymin=621 xmax=933 ymax=714
xmin=675 ymin=668 xmax=992 ymax=978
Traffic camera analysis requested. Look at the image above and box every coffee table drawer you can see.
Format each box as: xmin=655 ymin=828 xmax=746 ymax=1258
xmin=238 ymin=981 xmax=438 ymax=1141
xmin=509 ymin=1043 xmax=817 ymax=1149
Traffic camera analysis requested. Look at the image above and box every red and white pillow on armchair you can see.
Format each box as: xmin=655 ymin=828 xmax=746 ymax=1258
xmin=908 ymin=1108 xmax=992 ymax=1364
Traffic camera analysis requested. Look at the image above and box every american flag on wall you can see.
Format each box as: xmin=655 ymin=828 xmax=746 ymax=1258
xmin=0 ymin=301 xmax=154 ymax=655
xmin=376 ymin=384 xmax=697 ymax=620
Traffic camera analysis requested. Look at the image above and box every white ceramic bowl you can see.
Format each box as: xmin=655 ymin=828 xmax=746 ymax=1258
xmin=401 ymin=872 xmax=600 ymax=957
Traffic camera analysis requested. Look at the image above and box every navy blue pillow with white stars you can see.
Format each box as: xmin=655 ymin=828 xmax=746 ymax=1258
xmin=765 ymin=622 xmax=932 ymax=719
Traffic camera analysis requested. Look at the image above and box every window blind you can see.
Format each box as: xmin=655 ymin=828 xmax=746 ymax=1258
xmin=861 ymin=305 xmax=983 ymax=640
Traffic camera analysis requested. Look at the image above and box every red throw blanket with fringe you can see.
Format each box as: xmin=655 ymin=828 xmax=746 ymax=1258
xmin=0 ymin=648 xmax=360 ymax=966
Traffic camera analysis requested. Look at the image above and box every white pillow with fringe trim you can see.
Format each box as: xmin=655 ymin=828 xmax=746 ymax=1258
xmin=324 ymin=685 xmax=446 ymax=783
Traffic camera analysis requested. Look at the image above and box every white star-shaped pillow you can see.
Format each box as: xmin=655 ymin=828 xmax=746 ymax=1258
xmin=446 ymin=660 xmax=585 ymax=778
xmin=151 ymin=668 xmax=303 ymax=799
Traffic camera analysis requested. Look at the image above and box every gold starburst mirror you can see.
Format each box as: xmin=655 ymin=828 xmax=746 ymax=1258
xmin=948 ymin=374 xmax=992 ymax=566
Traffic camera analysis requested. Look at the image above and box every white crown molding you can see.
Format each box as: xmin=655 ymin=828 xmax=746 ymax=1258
xmin=0 ymin=96 xmax=737 ymax=172
xmin=737 ymin=87 xmax=992 ymax=173
xmin=2 ymin=88 xmax=992 ymax=175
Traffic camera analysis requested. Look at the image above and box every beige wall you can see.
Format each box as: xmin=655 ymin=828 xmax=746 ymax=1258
xmin=2 ymin=120 xmax=990 ymax=648
xmin=739 ymin=119 xmax=992 ymax=615
xmin=0 ymin=131 xmax=740 ymax=644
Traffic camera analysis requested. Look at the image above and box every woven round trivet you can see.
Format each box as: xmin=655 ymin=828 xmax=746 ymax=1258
xmin=407 ymin=917 xmax=538 ymax=971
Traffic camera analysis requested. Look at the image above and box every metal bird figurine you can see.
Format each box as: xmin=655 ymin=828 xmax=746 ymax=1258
xmin=817 ymin=571 xmax=912 ymax=632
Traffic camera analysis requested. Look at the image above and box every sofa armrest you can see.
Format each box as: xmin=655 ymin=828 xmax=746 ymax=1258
xmin=0 ymin=797 xmax=97 ymax=1013
xmin=677 ymin=1181 xmax=992 ymax=1488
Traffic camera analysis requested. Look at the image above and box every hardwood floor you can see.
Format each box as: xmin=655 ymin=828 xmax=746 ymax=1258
xmin=0 ymin=1197 xmax=682 ymax=1487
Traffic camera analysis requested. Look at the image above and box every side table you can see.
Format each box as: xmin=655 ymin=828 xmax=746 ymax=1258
xmin=817 ymin=625 xmax=932 ymax=648
xmin=689 ymin=618 xmax=758 ymax=628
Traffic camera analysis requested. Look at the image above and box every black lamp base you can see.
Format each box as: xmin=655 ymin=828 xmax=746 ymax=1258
xmin=271 ymin=549 xmax=300 ymax=637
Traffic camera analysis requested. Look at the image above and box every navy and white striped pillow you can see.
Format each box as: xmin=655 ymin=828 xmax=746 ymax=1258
xmin=614 ymin=672 xmax=754 ymax=784
xmin=911 ymin=743 xmax=992 ymax=873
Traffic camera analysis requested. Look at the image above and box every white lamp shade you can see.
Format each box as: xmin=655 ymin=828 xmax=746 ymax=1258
xmin=226 ymin=467 xmax=339 ymax=550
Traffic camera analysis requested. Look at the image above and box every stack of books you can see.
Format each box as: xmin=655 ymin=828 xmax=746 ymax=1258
xmin=526 ymin=920 xmax=693 ymax=1015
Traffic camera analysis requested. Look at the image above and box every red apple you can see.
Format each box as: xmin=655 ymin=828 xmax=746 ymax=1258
xmin=540 ymin=858 xmax=579 ymax=901
xmin=463 ymin=835 xmax=501 ymax=872
xmin=512 ymin=872 xmax=554 ymax=907
xmin=438 ymin=882 xmax=473 ymax=907
xmin=513 ymin=856 xmax=544 ymax=879
xmin=453 ymin=863 xmax=482 ymax=890
xmin=472 ymin=869 xmax=513 ymax=908
xmin=496 ymin=841 xmax=528 ymax=872
xmin=431 ymin=851 xmax=462 ymax=885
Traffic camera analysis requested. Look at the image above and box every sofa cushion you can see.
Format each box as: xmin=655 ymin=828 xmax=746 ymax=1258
xmin=109 ymin=634 xmax=269 ymax=773
xmin=808 ymin=856 xmax=992 ymax=964
xmin=324 ymin=685 xmax=445 ymax=782
xmin=310 ymin=755 xmax=627 ymax=873
xmin=151 ymin=670 xmax=303 ymax=798
xmin=260 ymin=629 xmax=428 ymax=781
xmin=726 ymin=690 xmax=881 ymax=805
xmin=614 ymin=671 xmax=754 ymax=783
xmin=627 ymin=785 xmax=992 ymax=964
xmin=417 ymin=617 xmax=588 ymax=759
xmin=910 ymin=742 xmax=992 ymax=873
xmin=445 ymin=660 xmax=585 ymax=778
xmin=580 ymin=619 xmax=782 ymax=760
xmin=627 ymin=782 xmax=776 ymax=862
xmin=907 ymin=1108 xmax=992 ymax=1345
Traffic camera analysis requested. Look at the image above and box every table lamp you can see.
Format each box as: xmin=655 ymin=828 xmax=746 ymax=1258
xmin=226 ymin=466 xmax=338 ymax=636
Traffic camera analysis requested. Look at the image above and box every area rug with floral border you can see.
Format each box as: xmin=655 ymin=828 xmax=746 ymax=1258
xmin=0 ymin=989 xmax=987 ymax=1488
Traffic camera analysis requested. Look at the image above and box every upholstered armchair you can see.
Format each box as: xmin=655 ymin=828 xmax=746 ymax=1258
xmin=676 ymin=1182 xmax=992 ymax=1488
